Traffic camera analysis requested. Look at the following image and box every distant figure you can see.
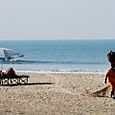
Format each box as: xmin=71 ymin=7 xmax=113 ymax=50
xmin=4 ymin=68 xmax=15 ymax=75
xmin=0 ymin=68 xmax=16 ymax=77
xmin=105 ymin=64 xmax=115 ymax=99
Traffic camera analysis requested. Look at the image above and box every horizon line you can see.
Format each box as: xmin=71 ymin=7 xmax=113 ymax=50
xmin=0 ymin=38 xmax=115 ymax=41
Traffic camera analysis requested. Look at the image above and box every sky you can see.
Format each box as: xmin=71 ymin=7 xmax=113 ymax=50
xmin=0 ymin=0 xmax=115 ymax=40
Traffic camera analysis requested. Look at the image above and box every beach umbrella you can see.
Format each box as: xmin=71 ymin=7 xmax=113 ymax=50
xmin=0 ymin=48 xmax=24 ymax=70
xmin=0 ymin=48 xmax=24 ymax=61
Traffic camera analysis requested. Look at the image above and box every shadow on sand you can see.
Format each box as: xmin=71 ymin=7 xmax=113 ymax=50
xmin=0 ymin=82 xmax=55 ymax=86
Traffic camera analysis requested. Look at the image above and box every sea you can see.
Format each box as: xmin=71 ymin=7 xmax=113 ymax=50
xmin=0 ymin=39 xmax=115 ymax=73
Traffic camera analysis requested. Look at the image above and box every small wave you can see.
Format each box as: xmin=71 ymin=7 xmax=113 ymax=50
xmin=1 ymin=59 xmax=105 ymax=65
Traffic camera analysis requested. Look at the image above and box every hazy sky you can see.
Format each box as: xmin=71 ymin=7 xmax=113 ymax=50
xmin=0 ymin=0 xmax=115 ymax=40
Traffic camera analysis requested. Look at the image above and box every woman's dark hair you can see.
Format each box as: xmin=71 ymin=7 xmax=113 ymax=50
xmin=107 ymin=51 xmax=115 ymax=63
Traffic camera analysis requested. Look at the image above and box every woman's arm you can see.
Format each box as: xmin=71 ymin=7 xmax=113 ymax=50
xmin=105 ymin=74 xmax=108 ymax=84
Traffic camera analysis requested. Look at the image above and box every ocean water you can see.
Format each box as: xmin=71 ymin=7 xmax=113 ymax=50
xmin=0 ymin=40 xmax=115 ymax=72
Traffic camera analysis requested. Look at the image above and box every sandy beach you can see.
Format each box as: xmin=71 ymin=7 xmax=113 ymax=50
xmin=0 ymin=72 xmax=115 ymax=115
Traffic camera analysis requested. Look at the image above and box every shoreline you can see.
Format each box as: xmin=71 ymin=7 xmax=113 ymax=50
xmin=15 ymin=70 xmax=106 ymax=74
xmin=12 ymin=69 xmax=106 ymax=74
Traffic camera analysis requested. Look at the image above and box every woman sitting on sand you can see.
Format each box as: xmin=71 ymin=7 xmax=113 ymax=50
xmin=105 ymin=51 xmax=115 ymax=99
xmin=105 ymin=64 xmax=115 ymax=99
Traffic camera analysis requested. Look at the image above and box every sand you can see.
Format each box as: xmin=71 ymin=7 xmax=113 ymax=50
xmin=0 ymin=72 xmax=115 ymax=115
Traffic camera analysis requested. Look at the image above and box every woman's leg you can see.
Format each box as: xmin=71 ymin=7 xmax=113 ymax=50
xmin=111 ymin=90 xmax=114 ymax=98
